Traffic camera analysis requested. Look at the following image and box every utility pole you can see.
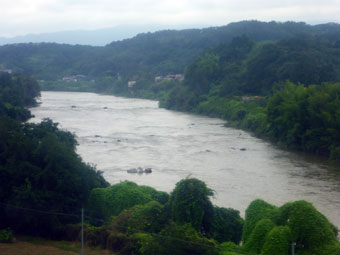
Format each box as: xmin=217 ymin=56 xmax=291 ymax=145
xmin=81 ymin=208 xmax=84 ymax=255
xmin=291 ymin=242 xmax=296 ymax=255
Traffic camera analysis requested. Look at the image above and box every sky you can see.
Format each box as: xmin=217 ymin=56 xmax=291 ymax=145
xmin=1 ymin=0 xmax=340 ymax=37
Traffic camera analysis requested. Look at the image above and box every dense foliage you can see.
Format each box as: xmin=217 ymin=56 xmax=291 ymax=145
xmin=65 ymin=181 xmax=340 ymax=255
xmin=83 ymin=178 xmax=245 ymax=254
xmin=168 ymin=178 xmax=214 ymax=233
xmin=267 ymin=82 xmax=340 ymax=159
xmin=2 ymin=21 xmax=340 ymax=254
xmin=0 ymin=73 xmax=108 ymax=237
xmin=0 ymin=73 xmax=40 ymax=121
xmin=211 ymin=207 xmax=244 ymax=244
xmin=160 ymin=34 xmax=340 ymax=161
xmin=87 ymin=181 xmax=169 ymax=223
xmin=242 ymin=199 xmax=340 ymax=255
xmin=162 ymin=34 xmax=340 ymax=102
xmin=1 ymin=21 xmax=339 ymax=85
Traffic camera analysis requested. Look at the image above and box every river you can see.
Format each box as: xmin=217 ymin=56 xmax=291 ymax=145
xmin=30 ymin=91 xmax=340 ymax=228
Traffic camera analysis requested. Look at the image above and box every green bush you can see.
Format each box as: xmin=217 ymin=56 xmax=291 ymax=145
xmin=106 ymin=232 xmax=130 ymax=252
xmin=87 ymin=181 xmax=169 ymax=223
xmin=242 ymin=199 xmax=278 ymax=242
xmin=243 ymin=199 xmax=340 ymax=255
xmin=0 ymin=228 xmax=15 ymax=243
xmin=219 ymin=242 xmax=245 ymax=255
xmin=244 ymin=218 xmax=275 ymax=253
xmin=279 ymin=200 xmax=339 ymax=254
xmin=124 ymin=201 xmax=165 ymax=234
xmin=85 ymin=225 xmax=109 ymax=248
xmin=210 ymin=206 xmax=244 ymax=244
xmin=262 ymin=226 xmax=292 ymax=255
xmin=133 ymin=233 xmax=161 ymax=255
xmin=157 ymin=222 xmax=218 ymax=255
xmin=168 ymin=178 xmax=214 ymax=233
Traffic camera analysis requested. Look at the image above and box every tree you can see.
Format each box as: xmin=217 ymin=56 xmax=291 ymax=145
xmin=210 ymin=206 xmax=244 ymax=244
xmin=87 ymin=181 xmax=169 ymax=223
xmin=168 ymin=178 xmax=214 ymax=234
xmin=242 ymin=199 xmax=340 ymax=255
xmin=0 ymin=118 xmax=109 ymax=236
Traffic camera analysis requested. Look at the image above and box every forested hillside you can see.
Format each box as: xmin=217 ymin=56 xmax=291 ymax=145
xmin=160 ymin=34 xmax=340 ymax=161
xmin=1 ymin=20 xmax=339 ymax=160
xmin=1 ymin=21 xmax=340 ymax=83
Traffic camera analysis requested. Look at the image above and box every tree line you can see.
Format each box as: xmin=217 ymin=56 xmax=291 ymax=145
xmin=160 ymin=35 xmax=340 ymax=161
xmin=0 ymin=73 xmax=108 ymax=236
xmin=1 ymin=21 xmax=339 ymax=83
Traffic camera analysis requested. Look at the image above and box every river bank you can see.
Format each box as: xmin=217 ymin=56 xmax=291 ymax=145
xmin=30 ymin=91 xmax=340 ymax=229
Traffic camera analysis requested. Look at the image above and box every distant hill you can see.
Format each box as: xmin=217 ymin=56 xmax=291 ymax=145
xmin=0 ymin=24 xmax=203 ymax=46
xmin=0 ymin=21 xmax=340 ymax=81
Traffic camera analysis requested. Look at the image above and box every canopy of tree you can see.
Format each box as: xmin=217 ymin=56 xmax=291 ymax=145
xmin=1 ymin=21 xmax=339 ymax=84
xmin=0 ymin=73 xmax=40 ymax=121
xmin=84 ymin=178 xmax=244 ymax=255
xmin=0 ymin=73 xmax=108 ymax=237
xmin=242 ymin=199 xmax=340 ymax=255
xmin=160 ymin=35 xmax=340 ymax=161
xmin=62 ymin=179 xmax=339 ymax=255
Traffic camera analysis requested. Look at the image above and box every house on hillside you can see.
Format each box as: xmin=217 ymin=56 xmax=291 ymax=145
xmin=62 ymin=74 xmax=87 ymax=82
xmin=154 ymin=74 xmax=184 ymax=83
xmin=241 ymin=96 xmax=263 ymax=101
xmin=0 ymin=68 xmax=12 ymax=74
xmin=128 ymin=81 xmax=136 ymax=88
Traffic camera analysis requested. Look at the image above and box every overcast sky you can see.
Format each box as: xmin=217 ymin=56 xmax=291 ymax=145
xmin=1 ymin=0 xmax=340 ymax=37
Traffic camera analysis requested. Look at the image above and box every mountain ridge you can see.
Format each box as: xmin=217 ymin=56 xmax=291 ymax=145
xmin=0 ymin=24 xmax=207 ymax=46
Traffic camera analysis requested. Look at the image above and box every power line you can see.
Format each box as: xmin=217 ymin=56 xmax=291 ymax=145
xmin=0 ymin=202 xmax=80 ymax=218
xmin=82 ymin=213 xmax=258 ymax=255
xmin=0 ymin=201 xmax=259 ymax=255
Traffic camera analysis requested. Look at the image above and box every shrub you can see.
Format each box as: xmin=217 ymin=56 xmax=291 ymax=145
xmin=243 ymin=199 xmax=340 ymax=255
xmin=279 ymin=200 xmax=339 ymax=254
xmin=85 ymin=225 xmax=109 ymax=248
xmin=219 ymin=241 xmax=246 ymax=255
xmin=0 ymin=228 xmax=15 ymax=243
xmin=169 ymin=178 xmax=214 ymax=233
xmin=242 ymin=199 xmax=278 ymax=242
xmin=106 ymin=232 xmax=129 ymax=252
xmin=262 ymin=226 xmax=292 ymax=255
xmin=123 ymin=201 xmax=165 ymax=234
xmin=87 ymin=181 xmax=169 ymax=223
xmin=210 ymin=206 xmax=243 ymax=244
xmin=157 ymin=222 xmax=218 ymax=255
xmin=244 ymin=218 xmax=275 ymax=253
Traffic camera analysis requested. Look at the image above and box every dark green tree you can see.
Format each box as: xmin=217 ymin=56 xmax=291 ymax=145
xmin=168 ymin=178 xmax=214 ymax=235
xmin=210 ymin=206 xmax=244 ymax=244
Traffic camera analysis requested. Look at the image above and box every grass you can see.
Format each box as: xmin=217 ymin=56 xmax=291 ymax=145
xmin=0 ymin=236 xmax=115 ymax=255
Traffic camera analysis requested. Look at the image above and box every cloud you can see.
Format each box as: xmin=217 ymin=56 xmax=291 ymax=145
xmin=1 ymin=0 xmax=339 ymax=37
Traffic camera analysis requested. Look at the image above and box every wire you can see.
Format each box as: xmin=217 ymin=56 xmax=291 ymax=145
xmin=0 ymin=201 xmax=259 ymax=255
xmin=82 ymin=213 xmax=257 ymax=255
xmin=0 ymin=202 xmax=80 ymax=218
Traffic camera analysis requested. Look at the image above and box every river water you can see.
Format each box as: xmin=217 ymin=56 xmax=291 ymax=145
xmin=30 ymin=91 xmax=340 ymax=228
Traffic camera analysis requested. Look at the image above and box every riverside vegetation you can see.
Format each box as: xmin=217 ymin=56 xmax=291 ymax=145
xmin=1 ymin=20 xmax=340 ymax=254
xmin=1 ymin=72 xmax=340 ymax=254
xmin=1 ymin=21 xmax=339 ymax=161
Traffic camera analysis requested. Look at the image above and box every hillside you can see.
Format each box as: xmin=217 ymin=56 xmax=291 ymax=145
xmin=1 ymin=21 xmax=340 ymax=82
xmin=159 ymin=34 xmax=340 ymax=161
xmin=1 ymin=20 xmax=339 ymax=160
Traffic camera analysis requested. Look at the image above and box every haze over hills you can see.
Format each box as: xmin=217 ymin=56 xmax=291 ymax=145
xmin=1 ymin=20 xmax=340 ymax=82
xmin=0 ymin=24 xmax=206 ymax=46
